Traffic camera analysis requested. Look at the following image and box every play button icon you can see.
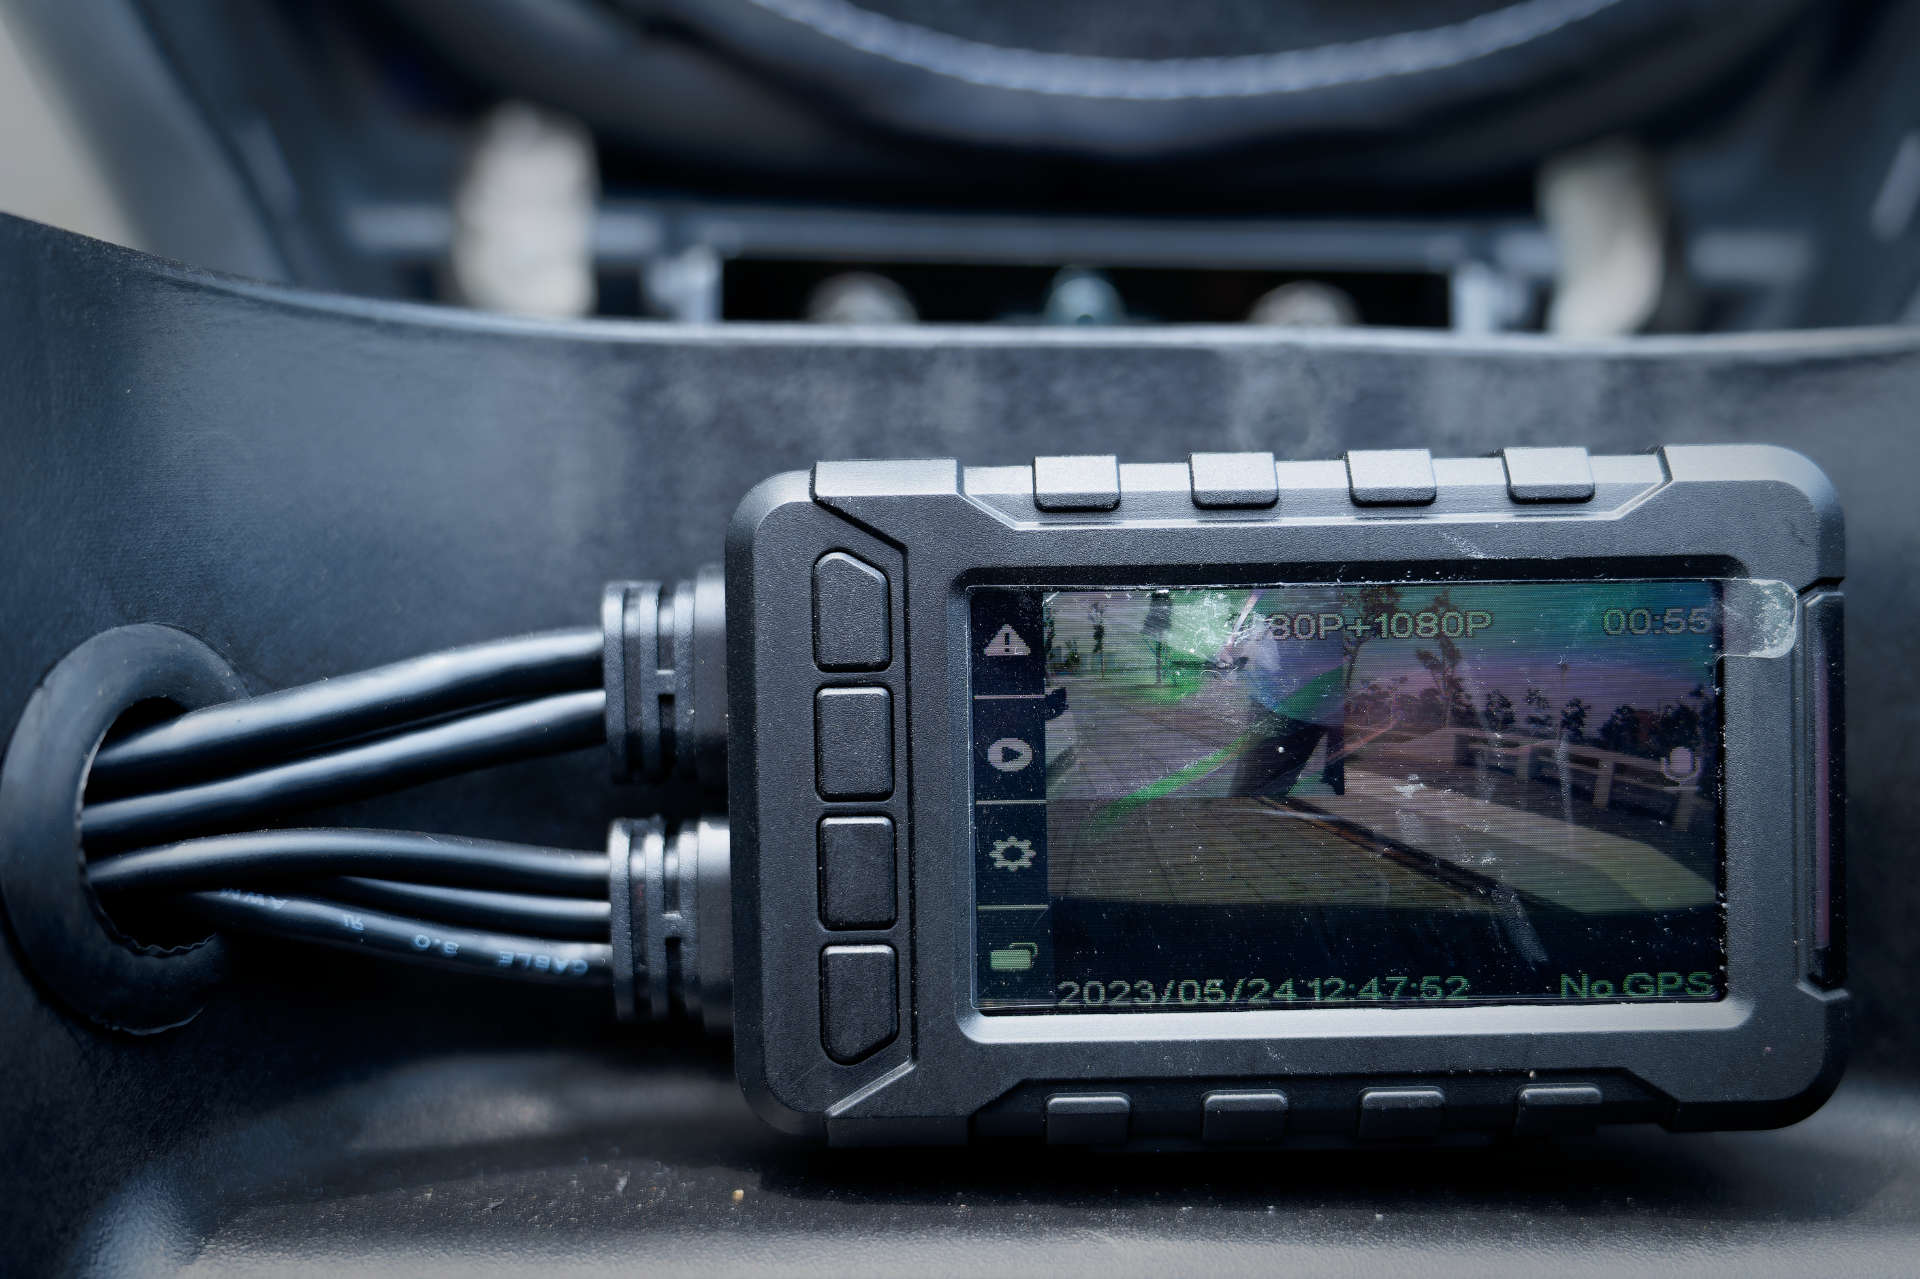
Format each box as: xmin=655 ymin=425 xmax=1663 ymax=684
xmin=986 ymin=737 xmax=1035 ymax=773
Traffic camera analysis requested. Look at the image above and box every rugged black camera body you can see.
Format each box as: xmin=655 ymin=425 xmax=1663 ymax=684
xmin=726 ymin=445 xmax=1845 ymax=1147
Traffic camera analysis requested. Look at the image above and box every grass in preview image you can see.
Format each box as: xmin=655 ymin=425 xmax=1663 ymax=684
xmin=1036 ymin=583 xmax=1721 ymax=913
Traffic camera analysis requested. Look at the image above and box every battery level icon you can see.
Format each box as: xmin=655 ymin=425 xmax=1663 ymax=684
xmin=989 ymin=942 xmax=1039 ymax=973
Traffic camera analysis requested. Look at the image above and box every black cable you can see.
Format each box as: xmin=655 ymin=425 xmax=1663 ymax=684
xmin=89 ymin=628 xmax=602 ymax=795
xmin=81 ymin=689 xmax=607 ymax=849
xmin=326 ymin=878 xmax=610 ymax=941
xmin=183 ymin=889 xmax=611 ymax=986
xmin=86 ymin=828 xmax=608 ymax=897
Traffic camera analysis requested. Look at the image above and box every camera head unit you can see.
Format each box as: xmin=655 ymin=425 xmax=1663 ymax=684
xmin=725 ymin=445 xmax=1845 ymax=1146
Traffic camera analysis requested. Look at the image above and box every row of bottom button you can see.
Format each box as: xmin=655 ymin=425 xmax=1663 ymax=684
xmin=1044 ymin=1084 xmax=1605 ymax=1144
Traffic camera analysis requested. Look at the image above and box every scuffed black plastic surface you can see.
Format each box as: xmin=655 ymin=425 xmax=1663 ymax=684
xmin=82 ymin=1057 xmax=1920 ymax=1278
xmin=4 ymin=214 xmax=1920 ymax=1274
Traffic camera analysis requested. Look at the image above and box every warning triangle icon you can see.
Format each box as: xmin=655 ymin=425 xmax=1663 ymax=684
xmin=983 ymin=625 xmax=1031 ymax=658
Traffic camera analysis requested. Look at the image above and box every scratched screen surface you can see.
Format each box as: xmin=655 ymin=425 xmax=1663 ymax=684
xmin=968 ymin=581 xmax=1725 ymax=1013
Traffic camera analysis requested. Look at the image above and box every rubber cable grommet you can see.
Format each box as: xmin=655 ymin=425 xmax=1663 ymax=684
xmin=0 ymin=625 xmax=249 ymax=1033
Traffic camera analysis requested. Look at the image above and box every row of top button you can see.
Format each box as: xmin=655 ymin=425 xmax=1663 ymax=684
xmin=1042 ymin=1083 xmax=1605 ymax=1144
xmin=1030 ymin=447 xmax=1597 ymax=511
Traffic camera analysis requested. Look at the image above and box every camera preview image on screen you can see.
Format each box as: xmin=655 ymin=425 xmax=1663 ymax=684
xmin=970 ymin=582 xmax=1725 ymax=1012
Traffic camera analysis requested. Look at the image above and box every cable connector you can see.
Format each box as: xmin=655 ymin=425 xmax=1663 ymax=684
xmin=608 ymin=815 xmax=730 ymax=1032
xmin=602 ymin=567 xmax=727 ymax=790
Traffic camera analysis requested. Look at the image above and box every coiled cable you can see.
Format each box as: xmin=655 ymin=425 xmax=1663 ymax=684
xmin=184 ymin=889 xmax=612 ymax=986
xmin=88 ymin=627 xmax=602 ymax=795
xmin=82 ymin=690 xmax=606 ymax=849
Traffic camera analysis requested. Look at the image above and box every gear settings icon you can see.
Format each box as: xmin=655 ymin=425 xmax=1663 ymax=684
xmin=986 ymin=836 xmax=1036 ymax=872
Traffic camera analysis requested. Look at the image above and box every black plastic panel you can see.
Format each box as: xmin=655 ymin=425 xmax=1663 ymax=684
xmin=3 ymin=215 xmax=1919 ymax=1272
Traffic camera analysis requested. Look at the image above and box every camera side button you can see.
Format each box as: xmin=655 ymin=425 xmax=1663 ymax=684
xmin=1513 ymin=1084 xmax=1605 ymax=1136
xmin=814 ymin=686 xmax=893 ymax=799
xmin=1346 ymin=449 xmax=1437 ymax=505
xmin=1189 ymin=451 xmax=1279 ymax=508
xmin=1357 ymin=1086 xmax=1447 ymax=1139
xmin=819 ymin=815 xmax=897 ymax=929
xmin=1502 ymin=446 xmax=1597 ymax=503
xmin=1033 ymin=454 xmax=1121 ymax=511
xmin=1045 ymin=1093 xmax=1132 ymax=1145
xmin=821 ymin=944 xmax=898 ymax=1064
xmin=813 ymin=552 xmax=890 ymax=671
xmin=1201 ymin=1090 xmax=1289 ymax=1142
xmin=1802 ymin=590 xmax=1845 ymax=988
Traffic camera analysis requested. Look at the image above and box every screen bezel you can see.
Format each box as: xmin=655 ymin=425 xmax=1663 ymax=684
xmin=962 ymin=575 xmax=1730 ymax=1017
xmin=935 ymin=550 xmax=1798 ymax=1065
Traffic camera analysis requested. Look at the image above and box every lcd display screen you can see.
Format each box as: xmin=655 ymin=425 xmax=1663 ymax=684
xmin=969 ymin=582 xmax=1725 ymax=1013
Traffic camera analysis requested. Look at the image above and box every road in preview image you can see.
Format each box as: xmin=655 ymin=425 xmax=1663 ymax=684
xmin=969 ymin=581 xmax=1726 ymax=1013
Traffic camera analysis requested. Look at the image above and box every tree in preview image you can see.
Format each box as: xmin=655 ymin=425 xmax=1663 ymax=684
xmin=1560 ymin=696 xmax=1591 ymax=743
xmin=1412 ymin=587 xmax=1476 ymax=729
xmin=1524 ymin=686 xmax=1553 ymax=736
